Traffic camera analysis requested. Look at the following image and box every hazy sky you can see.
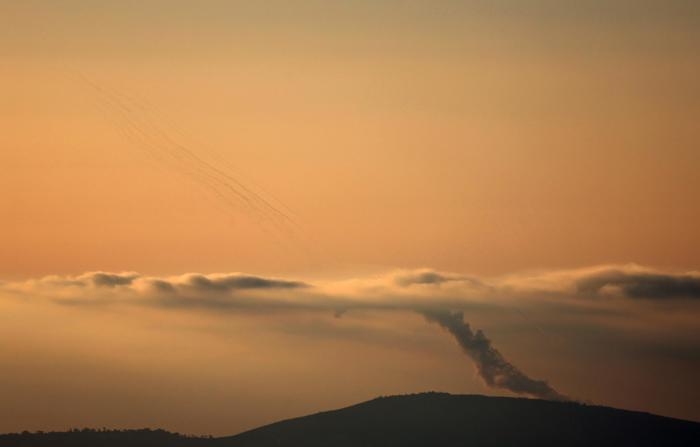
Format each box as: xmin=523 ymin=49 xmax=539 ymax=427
xmin=1 ymin=0 xmax=699 ymax=436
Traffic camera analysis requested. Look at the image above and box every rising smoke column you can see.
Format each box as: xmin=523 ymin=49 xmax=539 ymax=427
xmin=423 ymin=309 xmax=568 ymax=401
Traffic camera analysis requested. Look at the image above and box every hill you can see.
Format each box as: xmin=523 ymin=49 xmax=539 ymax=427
xmin=218 ymin=392 xmax=699 ymax=447
xmin=0 ymin=428 xmax=210 ymax=447
xmin=1 ymin=393 xmax=698 ymax=446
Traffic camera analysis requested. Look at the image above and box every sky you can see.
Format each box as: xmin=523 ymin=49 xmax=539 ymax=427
xmin=1 ymin=0 xmax=699 ymax=436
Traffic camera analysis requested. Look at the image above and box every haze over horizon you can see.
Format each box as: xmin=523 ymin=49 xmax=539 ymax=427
xmin=1 ymin=0 xmax=699 ymax=437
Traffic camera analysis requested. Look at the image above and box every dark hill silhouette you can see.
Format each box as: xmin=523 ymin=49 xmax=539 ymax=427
xmin=0 ymin=428 xmax=211 ymax=447
xmin=217 ymin=393 xmax=699 ymax=447
xmin=1 ymin=393 xmax=698 ymax=446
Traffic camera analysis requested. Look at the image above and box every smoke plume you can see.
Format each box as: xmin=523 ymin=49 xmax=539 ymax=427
xmin=422 ymin=309 xmax=569 ymax=401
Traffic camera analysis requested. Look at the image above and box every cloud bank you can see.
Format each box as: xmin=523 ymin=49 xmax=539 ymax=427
xmin=574 ymin=269 xmax=700 ymax=299
xmin=2 ymin=264 xmax=699 ymax=402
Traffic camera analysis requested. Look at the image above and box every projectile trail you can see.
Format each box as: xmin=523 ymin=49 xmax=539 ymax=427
xmin=78 ymin=74 xmax=301 ymax=242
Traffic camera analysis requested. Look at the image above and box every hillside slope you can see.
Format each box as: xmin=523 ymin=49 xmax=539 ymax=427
xmin=1 ymin=393 xmax=698 ymax=446
xmin=0 ymin=428 xmax=210 ymax=447
xmin=218 ymin=392 xmax=699 ymax=447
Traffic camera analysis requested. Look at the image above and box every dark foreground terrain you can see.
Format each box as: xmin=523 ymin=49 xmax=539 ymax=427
xmin=1 ymin=393 xmax=698 ymax=447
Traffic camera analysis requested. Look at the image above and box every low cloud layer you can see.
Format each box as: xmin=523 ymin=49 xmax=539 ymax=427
xmin=13 ymin=264 xmax=699 ymax=305
xmin=176 ymin=274 xmax=308 ymax=293
xmin=575 ymin=269 xmax=700 ymax=300
xmin=2 ymin=264 xmax=699 ymax=402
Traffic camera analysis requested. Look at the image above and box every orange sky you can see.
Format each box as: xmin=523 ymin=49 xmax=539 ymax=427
xmin=1 ymin=0 xmax=699 ymax=435
xmin=2 ymin=1 xmax=699 ymax=278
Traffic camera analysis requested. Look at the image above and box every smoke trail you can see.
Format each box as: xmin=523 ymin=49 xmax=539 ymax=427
xmin=75 ymin=73 xmax=301 ymax=243
xmin=422 ymin=309 xmax=568 ymax=401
